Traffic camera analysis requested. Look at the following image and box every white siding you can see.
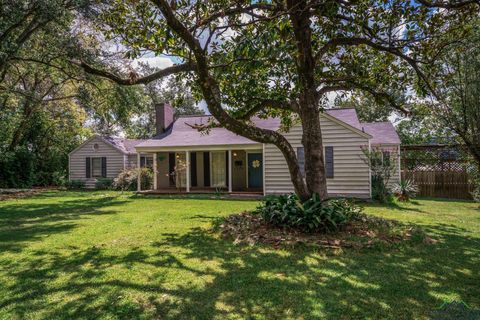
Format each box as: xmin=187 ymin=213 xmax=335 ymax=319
xmin=69 ymin=136 xmax=126 ymax=187
xmin=264 ymin=116 xmax=371 ymax=198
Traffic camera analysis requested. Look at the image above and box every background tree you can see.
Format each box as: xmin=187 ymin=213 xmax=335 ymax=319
xmin=0 ymin=0 xmax=91 ymax=77
xmin=127 ymin=64 xmax=204 ymax=138
xmin=78 ymin=0 xmax=477 ymax=201
xmin=0 ymin=1 xmax=160 ymax=187
xmin=0 ymin=11 xmax=90 ymax=187
xmin=334 ymin=91 xmax=398 ymax=122
xmin=427 ymin=23 xmax=480 ymax=169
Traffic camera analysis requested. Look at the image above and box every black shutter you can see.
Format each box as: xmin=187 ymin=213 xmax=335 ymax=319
xmin=297 ymin=147 xmax=305 ymax=177
xmin=101 ymin=157 xmax=107 ymax=178
xmin=225 ymin=151 xmax=229 ymax=188
xmin=203 ymin=152 xmax=210 ymax=187
xmin=190 ymin=152 xmax=197 ymax=187
xmin=140 ymin=156 xmax=146 ymax=168
xmin=86 ymin=157 xmax=91 ymax=178
xmin=168 ymin=153 xmax=175 ymax=186
xmin=325 ymin=146 xmax=334 ymax=179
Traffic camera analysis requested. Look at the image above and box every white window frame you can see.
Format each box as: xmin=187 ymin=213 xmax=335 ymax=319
xmin=91 ymin=157 xmax=102 ymax=178
xmin=210 ymin=151 xmax=227 ymax=188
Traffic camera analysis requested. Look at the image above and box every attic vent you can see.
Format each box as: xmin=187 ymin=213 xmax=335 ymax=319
xmin=93 ymin=143 xmax=99 ymax=151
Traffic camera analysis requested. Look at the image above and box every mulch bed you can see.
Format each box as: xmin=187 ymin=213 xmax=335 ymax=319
xmin=218 ymin=212 xmax=436 ymax=249
xmin=0 ymin=189 xmax=41 ymax=201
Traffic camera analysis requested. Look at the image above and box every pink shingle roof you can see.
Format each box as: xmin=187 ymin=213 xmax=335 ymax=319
xmin=103 ymin=137 xmax=144 ymax=154
xmin=136 ymin=116 xmax=281 ymax=148
xmin=361 ymin=122 xmax=401 ymax=145
xmin=134 ymin=109 xmax=400 ymax=149
xmin=325 ymin=108 xmax=362 ymax=130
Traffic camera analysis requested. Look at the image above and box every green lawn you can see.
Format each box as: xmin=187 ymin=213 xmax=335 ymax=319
xmin=0 ymin=191 xmax=479 ymax=319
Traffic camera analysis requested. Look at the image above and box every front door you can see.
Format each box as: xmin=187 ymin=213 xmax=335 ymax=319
xmin=247 ymin=153 xmax=263 ymax=189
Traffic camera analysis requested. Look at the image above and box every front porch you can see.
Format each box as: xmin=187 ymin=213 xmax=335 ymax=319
xmin=136 ymin=147 xmax=264 ymax=194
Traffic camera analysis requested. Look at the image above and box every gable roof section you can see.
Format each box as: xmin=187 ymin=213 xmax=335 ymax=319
xmin=135 ymin=109 xmax=374 ymax=149
xmin=325 ymin=108 xmax=362 ymax=130
xmin=103 ymin=136 xmax=144 ymax=154
xmin=361 ymin=122 xmax=401 ymax=145
xmin=136 ymin=116 xmax=281 ymax=149
xmin=321 ymin=110 xmax=371 ymax=138
xmin=69 ymin=135 xmax=143 ymax=155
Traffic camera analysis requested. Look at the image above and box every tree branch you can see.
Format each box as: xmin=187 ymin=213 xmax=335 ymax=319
xmin=416 ymin=0 xmax=479 ymax=8
xmin=190 ymin=3 xmax=277 ymax=32
xmin=72 ymin=60 xmax=196 ymax=85
xmin=317 ymin=37 xmax=442 ymax=102
xmin=238 ymin=99 xmax=297 ymax=120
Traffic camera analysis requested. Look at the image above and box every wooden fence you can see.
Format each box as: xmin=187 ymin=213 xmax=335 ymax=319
xmin=401 ymin=144 xmax=476 ymax=200
xmin=401 ymin=170 xmax=474 ymax=199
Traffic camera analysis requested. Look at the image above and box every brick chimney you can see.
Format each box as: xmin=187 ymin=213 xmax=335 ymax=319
xmin=155 ymin=102 xmax=174 ymax=135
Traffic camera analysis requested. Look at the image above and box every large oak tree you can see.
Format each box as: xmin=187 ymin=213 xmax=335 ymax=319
xmin=79 ymin=0 xmax=478 ymax=201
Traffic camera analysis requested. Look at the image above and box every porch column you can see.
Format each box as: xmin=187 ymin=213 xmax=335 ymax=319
xmin=153 ymin=152 xmax=157 ymax=190
xmin=228 ymin=150 xmax=232 ymax=193
xmin=186 ymin=150 xmax=191 ymax=192
xmin=137 ymin=153 xmax=141 ymax=192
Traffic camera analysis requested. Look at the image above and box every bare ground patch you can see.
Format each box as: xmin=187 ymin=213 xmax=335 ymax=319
xmin=0 ymin=189 xmax=42 ymax=201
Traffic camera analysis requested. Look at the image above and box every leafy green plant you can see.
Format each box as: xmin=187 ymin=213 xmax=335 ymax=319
xmin=113 ymin=168 xmax=153 ymax=191
xmin=214 ymin=187 xmax=225 ymax=198
xmin=255 ymin=194 xmax=362 ymax=233
xmin=95 ymin=178 xmax=114 ymax=190
xmin=362 ymin=147 xmax=397 ymax=203
xmin=469 ymin=171 xmax=480 ymax=205
xmin=472 ymin=187 xmax=480 ymax=204
xmin=66 ymin=180 xmax=85 ymax=190
xmin=392 ymin=179 xmax=419 ymax=202
xmin=371 ymin=176 xmax=394 ymax=203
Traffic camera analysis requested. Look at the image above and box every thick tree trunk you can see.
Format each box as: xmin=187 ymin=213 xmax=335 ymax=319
xmin=8 ymin=100 xmax=34 ymax=151
xmin=299 ymin=105 xmax=328 ymax=200
xmin=287 ymin=0 xmax=328 ymax=200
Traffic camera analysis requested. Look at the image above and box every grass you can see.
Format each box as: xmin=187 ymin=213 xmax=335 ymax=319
xmin=0 ymin=191 xmax=479 ymax=319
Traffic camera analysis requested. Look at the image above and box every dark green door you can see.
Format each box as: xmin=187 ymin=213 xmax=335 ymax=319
xmin=248 ymin=153 xmax=263 ymax=189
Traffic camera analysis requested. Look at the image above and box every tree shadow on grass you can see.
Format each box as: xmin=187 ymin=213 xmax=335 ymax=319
xmin=0 ymin=219 xmax=479 ymax=319
xmin=362 ymin=200 xmax=428 ymax=214
xmin=147 ymin=225 xmax=480 ymax=319
xmin=0 ymin=195 xmax=127 ymax=252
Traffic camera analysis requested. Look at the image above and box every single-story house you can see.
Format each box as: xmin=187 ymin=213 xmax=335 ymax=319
xmin=69 ymin=103 xmax=401 ymax=198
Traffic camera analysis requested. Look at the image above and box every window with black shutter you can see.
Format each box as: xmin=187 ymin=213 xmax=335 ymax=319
xmin=86 ymin=157 xmax=91 ymax=178
xmin=297 ymin=147 xmax=333 ymax=179
xmin=325 ymin=146 xmax=334 ymax=178
xmin=297 ymin=147 xmax=305 ymax=177
xmin=101 ymin=157 xmax=107 ymax=178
